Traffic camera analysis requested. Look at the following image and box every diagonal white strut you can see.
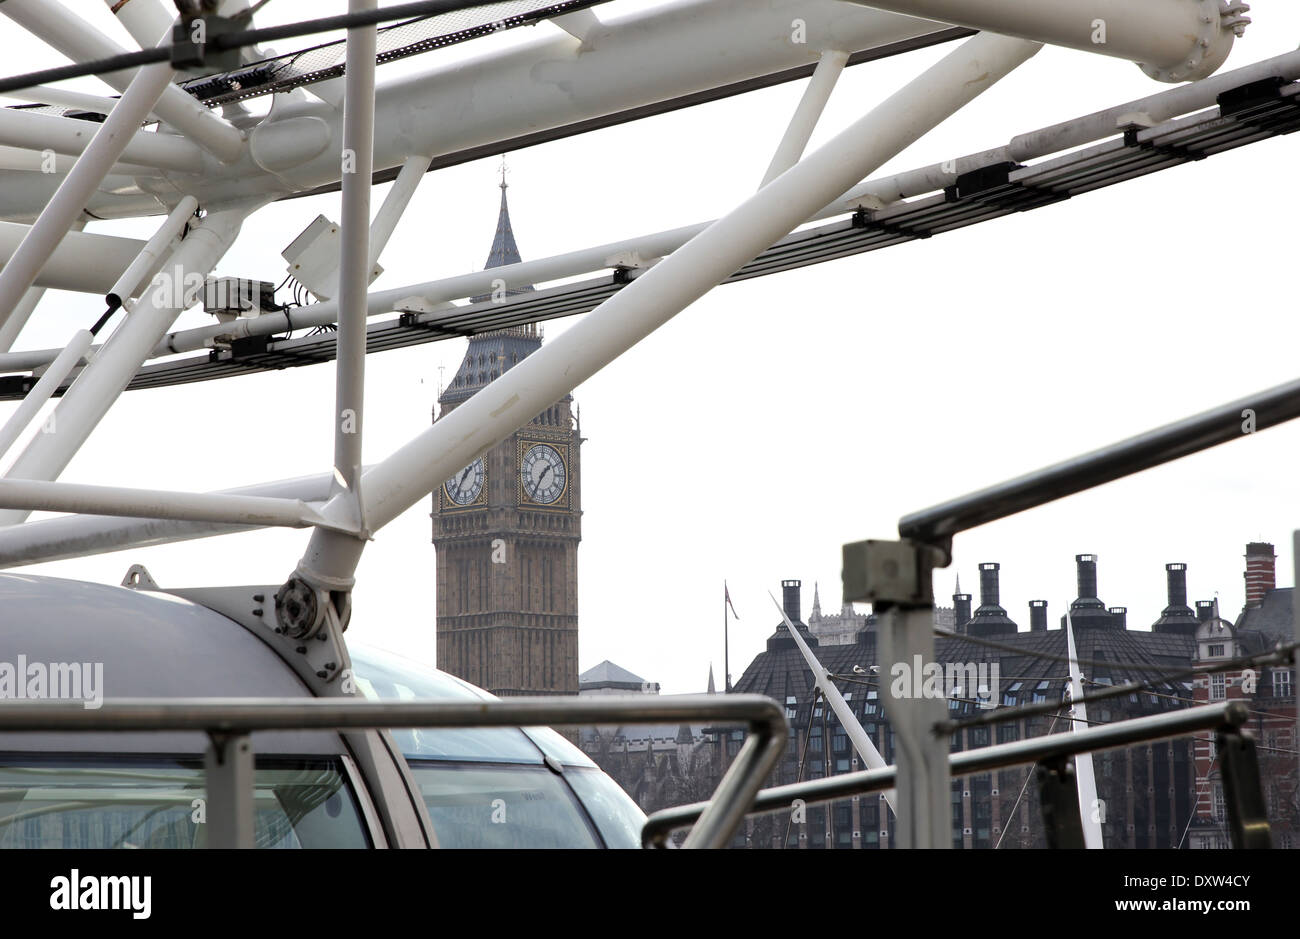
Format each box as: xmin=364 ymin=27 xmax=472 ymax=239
xmin=1065 ymin=612 xmax=1104 ymax=848
xmin=0 ymin=62 xmax=174 ymax=335
xmin=760 ymin=50 xmax=849 ymax=188
xmin=291 ymin=32 xmax=1043 ymax=592
xmin=769 ymin=591 xmax=897 ymax=812
xmin=0 ymin=205 xmax=256 ymax=526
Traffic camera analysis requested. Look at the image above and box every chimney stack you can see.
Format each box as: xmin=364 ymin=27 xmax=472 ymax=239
xmin=1166 ymin=563 xmax=1188 ymax=609
xmin=1108 ymin=606 xmax=1127 ymax=629
xmin=1029 ymin=600 xmax=1048 ymax=632
xmin=781 ymin=579 xmax=802 ymax=625
xmin=1076 ymin=554 xmax=1098 ymax=600
xmin=968 ymin=562 xmax=1018 ymax=637
xmin=767 ymin=579 xmax=817 ymax=652
xmin=979 ymin=562 xmax=1000 ymax=609
xmin=953 ymin=591 xmax=972 ymax=631
xmin=1196 ymin=600 xmax=1215 ymax=623
xmin=1153 ymin=563 xmax=1199 ymax=635
xmin=1244 ymin=542 xmax=1276 ymax=609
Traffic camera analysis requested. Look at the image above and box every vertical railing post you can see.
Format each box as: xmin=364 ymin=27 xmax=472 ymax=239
xmin=843 ymin=538 xmax=951 ymax=848
xmin=205 ymin=732 xmax=255 ymax=849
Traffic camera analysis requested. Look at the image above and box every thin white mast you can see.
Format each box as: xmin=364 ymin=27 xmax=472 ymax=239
xmin=1064 ymin=611 xmax=1104 ymax=848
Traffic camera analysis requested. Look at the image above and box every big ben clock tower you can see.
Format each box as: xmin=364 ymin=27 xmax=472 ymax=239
xmin=432 ymin=176 xmax=581 ymax=696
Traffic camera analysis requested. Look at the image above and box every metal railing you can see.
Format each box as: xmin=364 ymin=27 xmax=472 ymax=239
xmin=898 ymin=375 xmax=1300 ymax=545
xmin=842 ymin=347 xmax=1300 ymax=846
xmin=0 ymin=693 xmax=786 ymax=850
xmin=643 ymin=700 xmax=1267 ymax=848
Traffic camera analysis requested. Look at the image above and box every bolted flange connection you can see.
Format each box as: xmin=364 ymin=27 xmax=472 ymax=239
xmin=274 ymin=576 xmax=320 ymax=639
xmin=1138 ymin=0 xmax=1249 ymax=84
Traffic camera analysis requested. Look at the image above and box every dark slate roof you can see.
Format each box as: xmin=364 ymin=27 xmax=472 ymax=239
xmin=580 ymin=660 xmax=647 ymax=688
xmin=1234 ymin=587 xmax=1293 ymax=646
xmin=470 ymin=181 xmax=535 ymax=303
xmin=438 ymin=326 xmax=542 ymax=405
xmin=967 ymin=600 xmax=1017 ymax=638
xmin=765 ymin=614 xmax=819 ymax=653
xmin=440 ymin=180 xmax=545 ymax=406
xmin=735 ymin=622 xmax=1195 ymax=715
xmin=1152 ymin=604 xmax=1201 ymax=636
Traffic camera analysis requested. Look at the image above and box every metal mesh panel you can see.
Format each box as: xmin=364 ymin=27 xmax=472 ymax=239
xmin=5 ymin=0 xmax=609 ymax=120
xmin=180 ymin=0 xmax=609 ymax=106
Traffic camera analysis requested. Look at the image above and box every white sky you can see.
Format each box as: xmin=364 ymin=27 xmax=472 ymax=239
xmin=1 ymin=1 xmax=1298 ymax=694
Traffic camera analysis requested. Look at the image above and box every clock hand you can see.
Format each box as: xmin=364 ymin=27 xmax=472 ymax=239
xmin=529 ymin=464 xmax=552 ymax=500
xmin=456 ymin=466 xmax=473 ymax=492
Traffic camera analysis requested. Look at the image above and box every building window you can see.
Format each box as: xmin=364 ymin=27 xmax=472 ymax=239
xmin=1210 ymin=674 xmax=1225 ymax=700
xmin=1032 ymin=681 xmax=1049 ymax=704
xmin=1273 ymin=669 xmax=1293 ymax=699
xmin=969 ymin=726 xmax=989 ymax=748
xmin=785 ymin=695 xmax=798 ymax=720
xmin=1208 ymin=644 xmax=1225 ymax=657
xmin=997 ymin=723 xmax=1019 ymax=744
xmin=1212 ymin=784 xmax=1225 ymax=822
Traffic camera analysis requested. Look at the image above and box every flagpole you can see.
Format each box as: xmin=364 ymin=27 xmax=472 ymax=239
xmin=724 ymin=580 xmax=731 ymax=693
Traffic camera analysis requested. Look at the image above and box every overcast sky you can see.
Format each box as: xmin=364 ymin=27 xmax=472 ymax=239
xmin=1 ymin=1 xmax=1298 ymax=695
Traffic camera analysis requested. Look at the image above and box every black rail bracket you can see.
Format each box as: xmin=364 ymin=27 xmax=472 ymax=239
xmin=1216 ymin=728 xmax=1272 ymax=849
xmin=1036 ymin=755 xmax=1087 ymax=849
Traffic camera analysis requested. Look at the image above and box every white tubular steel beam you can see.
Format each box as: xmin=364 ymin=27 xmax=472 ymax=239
xmin=0 ymin=107 xmax=203 ymax=173
xmin=106 ymin=196 xmax=199 ymax=308
xmin=0 ymin=289 xmax=47 ymax=357
xmin=842 ymin=0 xmax=1241 ymax=82
xmin=331 ymin=0 xmax=378 ymax=537
xmin=0 ymin=479 xmax=338 ymax=530
xmin=0 ymin=0 xmax=244 ymax=163
xmin=0 ymin=0 xmax=963 ymax=221
xmin=136 ymin=41 xmax=1300 ymax=361
xmin=0 ymin=145 xmax=160 ymax=181
xmin=101 ymin=0 xmax=174 ymax=49
xmin=0 ymin=63 xmax=172 ymax=338
xmin=761 ymin=50 xmax=849 ymax=188
xmin=294 ymin=32 xmax=1042 ymax=586
xmin=0 ymin=219 xmax=89 ymax=354
xmin=0 ymin=471 xmax=342 ymax=568
xmin=368 ymin=155 xmax=431 ymax=273
xmin=1 ymin=86 xmax=128 ymax=114
xmin=0 ymin=205 xmax=253 ymax=525
xmin=769 ymin=591 xmax=896 ymax=812
xmin=0 ymin=330 xmax=92 ymax=460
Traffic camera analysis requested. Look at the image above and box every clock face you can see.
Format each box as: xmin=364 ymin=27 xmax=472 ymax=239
xmin=521 ymin=444 xmax=566 ymax=505
xmin=444 ymin=458 xmax=485 ymax=505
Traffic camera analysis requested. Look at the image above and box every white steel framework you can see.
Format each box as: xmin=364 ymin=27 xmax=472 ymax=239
xmin=0 ymin=0 xmax=1293 ymax=846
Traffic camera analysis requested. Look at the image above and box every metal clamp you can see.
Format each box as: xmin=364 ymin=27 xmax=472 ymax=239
xmin=1216 ymin=728 xmax=1272 ymax=849
xmin=1035 ymin=755 xmax=1086 ymax=849
xmin=171 ymin=4 xmax=244 ymax=72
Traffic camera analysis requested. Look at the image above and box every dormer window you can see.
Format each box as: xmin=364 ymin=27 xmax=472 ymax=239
xmin=1208 ymin=643 xmax=1225 ymax=657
